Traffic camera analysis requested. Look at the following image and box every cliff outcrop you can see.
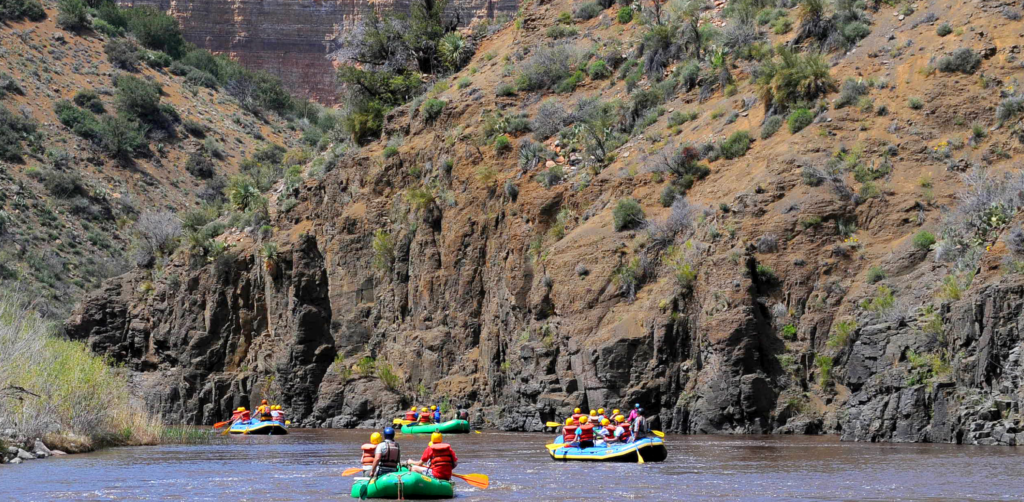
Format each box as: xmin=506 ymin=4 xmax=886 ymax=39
xmin=66 ymin=0 xmax=1024 ymax=443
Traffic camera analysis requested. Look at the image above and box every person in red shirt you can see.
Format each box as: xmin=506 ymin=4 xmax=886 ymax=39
xmin=409 ymin=432 xmax=458 ymax=480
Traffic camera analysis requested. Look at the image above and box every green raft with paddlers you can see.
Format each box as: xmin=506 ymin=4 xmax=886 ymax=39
xmin=349 ymin=468 xmax=454 ymax=499
xmin=400 ymin=419 xmax=471 ymax=434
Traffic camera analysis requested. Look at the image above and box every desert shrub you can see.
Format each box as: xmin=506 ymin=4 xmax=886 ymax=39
xmin=182 ymin=119 xmax=206 ymax=137
xmin=546 ymin=24 xmax=578 ymax=39
xmin=517 ymin=138 xmax=549 ymax=170
xmin=456 ymin=76 xmax=471 ymax=89
xmin=1003 ymin=7 xmax=1022 ymax=20
xmin=658 ymin=145 xmax=710 ymax=191
xmin=515 ymin=44 xmax=586 ymax=92
xmin=574 ymin=1 xmax=603 ymax=20
xmin=996 ymin=95 xmax=1024 ymax=124
xmin=40 ymin=169 xmax=85 ymax=198
xmin=494 ymin=134 xmax=511 ymax=154
xmin=1005 ymin=226 xmax=1024 ymax=256
xmin=420 ymin=99 xmax=446 ymax=123
xmin=0 ymin=73 xmax=24 ymax=97
xmin=787 ymin=108 xmax=814 ymax=133
xmin=937 ymin=48 xmax=981 ymax=74
xmin=834 ymin=78 xmax=868 ymax=109
xmin=105 ymin=38 xmax=141 ymax=71
xmin=438 ymin=32 xmax=471 ymax=71
xmin=54 ymin=100 xmax=101 ymax=141
xmin=535 ymin=165 xmax=564 ymax=188
xmin=185 ymin=69 xmax=219 ymax=89
xmin=0 ymin=105 xmax=38 ymax=161
xmin=73 ymin=90 xmax=106 ymax=114
xmin=755 ymin=46 xmax=836 ymax=114
xmin=141 ymin=50 xmax=172 ymax=68
xmin=913 ymin=230 xmax=936 ymax=251
xmin=761 ymin=115 xmax=783 ymax=139
xmin=757 ymin=233 xmax=779 ymax=253
xmin=866 ymin=265 xmax=886 ymax=284
xmin=371 ymin=229 xmax=394 ymax=271
xmin=98 ymin=114 xmax=147 ymax=159
xmin=554 ymin=69 xmax=585 ymax=93
xmin=781 ymin=324 xmax=798 ymax=340
xmin=185 ymin=151 xmax=215 ymax=179
xmin=168 ymin=61 xmax=194 ymax=77
xmin=115 ymin=74 xmax=161 ymax=122
xmin=0 ymin=0 xmax=46 ymax=21
xmin=495 ymin=83 xmax=517 ymax=97
xmin=719 ymin=130 xmax=751 ymax=159
xmin=617 ymin=6 xmax=633 ymax=23
xmin=772 ymin=16 xmax=792 ymax=34
xmin=613 ymin=198 xmax=645 ymax=231
xmin=587 ymin=60 xmax=611 ymax=79
xmin=936 ymin=23 xmax=952 ymax=36
xmin=122 ymin=5 xmax=188 ymax=58
xmin=382 ymin=146 xmax=399 ymax=159
xmin=57 ymin=0 xmax=89 ymax=30
xmin=531 ymin=99 xmax=570 ymax=140
xmin=908 ymin=97 xmax=924 ymax=110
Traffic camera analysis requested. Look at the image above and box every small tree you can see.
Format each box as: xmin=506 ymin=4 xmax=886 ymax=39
xmin=116 ymin=74 xmax=162 ymax=121
xmin=57 ymin=0 xmax=89 ymax=30
xmin=99 ymin=114 xmax=147 ymax=160
xmin=613 ymin=198 xmax=646 ymax=231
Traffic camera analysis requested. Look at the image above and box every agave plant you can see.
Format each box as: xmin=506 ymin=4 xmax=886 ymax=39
xmin=438 ymin=32 xmax=469 ymax=71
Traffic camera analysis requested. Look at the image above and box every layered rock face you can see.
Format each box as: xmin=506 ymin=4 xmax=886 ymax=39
xmin=122 ymin=0 xmax=518 ymax=103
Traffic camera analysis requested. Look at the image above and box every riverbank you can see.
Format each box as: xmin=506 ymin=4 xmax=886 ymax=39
xmin=0 ymin=292 xmax=162 ymax=464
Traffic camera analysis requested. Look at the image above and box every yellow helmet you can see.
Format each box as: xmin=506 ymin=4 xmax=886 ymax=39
xmin=573 ymin=407 xmax=581 ymax=414
xmin=613 ymin=409 xmax=620 ymax=415
xmin=237 ymin=407 xmax=245 ymax=411
xmin=598 ymin=408 xmax=605 ymax=414
xmin=430 ymin=405 xmax=437 ymax=411
xmin=370 ymin=432 xmax=383 ymax=445
xmin=615 ymin=415 xmax=625 ymax=423
xmin=421 ymin=407 xmax=428 ymax=412
xmin=275 ymin=405 xmax=282 ymax=410
xmin=601 ymin=418 xmax=611 ymax=426
xmin=430 ymin=431 xmax=443 ymax=444
xmin=411 ymin=406 xmax=417 ymax=411
xmin=565 ymin=417 xmax=574 ymax=426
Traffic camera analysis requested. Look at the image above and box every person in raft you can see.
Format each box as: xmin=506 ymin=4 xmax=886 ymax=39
xmin=270 ymin=405 xmax=282 ymax=422
xmin=418 ymin=407 xmax=432 ymax=424
xmin=570 ymin=407 xmax=583 ymax=423
xmin=629 ymin=408 xmax=649 ymax=442
xmin=231 ymin=407 xmax=251 ymax=423
xmin=361 ymin=432 xmax=383 ymax=475
xmin=405 ymin=406 xmax=419 ymax=422
xmin=597 ymin=408 xmax=607 ymax=423
xmin=256 ymin=400 xmax=272 ymax=421
xmin=432 ymin=405 xmax=441 ymax=423
xmin=598 ymin=418 xmax=619 ymax=446
xmin=409 ymin=431 xmax=458 ymax=481
xmin=614 ymin=414 xmax=632 ymax=442
xmin=627 ymin=403 xmax=640 ymax=423
xmin=588 ymin=409 xmax=599 ymax=424
xmin=369 ymin=427 xmax=401 ymax=479
xmin=561 ymin=417 xmax=577 ymax=445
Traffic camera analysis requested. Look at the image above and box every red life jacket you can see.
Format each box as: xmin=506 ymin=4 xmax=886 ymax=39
xmin=427 ymin=443 xmax=455 ymax=479
xmin=602 ymin=425 xmax=617 ymax=438
xmin=418 ymin=413 xmax=431 ymax=423
xmin=563 ymin=428 xmax=576 ymax=443
xmin=579 ymin=423 xmax=595 ymax=442
xmin=361 ymin=444 xmax=376 ymax=466
xmin=405 ymin=411 xmax=417 ymax=421
xmin=571 ymin=413 xmax=582 ymax=423
xmin=620 ymin=422 xmax=632 ymax=440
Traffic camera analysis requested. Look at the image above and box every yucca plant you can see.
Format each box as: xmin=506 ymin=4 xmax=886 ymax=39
xmin=438 ymin=32 xmax=469 ymax=71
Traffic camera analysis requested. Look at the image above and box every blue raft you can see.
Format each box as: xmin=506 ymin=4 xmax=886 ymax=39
xmin=229 ymin=420 xmax=288 ymax=435
xmin=548 ymin=436 xmax=667 ymax=462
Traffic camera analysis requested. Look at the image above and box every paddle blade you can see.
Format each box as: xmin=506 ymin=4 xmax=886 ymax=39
xmin=545 ymin=443 xmax=562 ymax=450
xmin=220 ymin=423 xmax=234 ymax=436
xmin=342 ymin=467 xmax=363 ymax=477
xmin=473 ymin=430 xmax=481 ymax=434
xmin=453 ymin=473 xmax=489 ymax=489
xmin=392 ymin=418 xmax=404 ymax=424
xmin=636 ymin=445 xmax=645 ymax=464
xmin=652 ymin=430 xmax=665 ymax=438
xmin=213 ymin=421 xmax=230 ymax=429
xmin=545 ymin=421 xmax=562 ymax=428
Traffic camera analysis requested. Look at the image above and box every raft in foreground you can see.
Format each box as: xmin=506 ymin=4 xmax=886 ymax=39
xmin=229 ymin=420 xmax=288 ymax=435
xmin=400 ymin=419 xmax=471 ymax=434
xmin=350 ymin=469 xmax=454 ymax=499
xmin=548 ymin=437 xmax=667 ymax=462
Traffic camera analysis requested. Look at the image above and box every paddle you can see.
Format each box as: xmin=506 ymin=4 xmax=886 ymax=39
xmin=545 ymin=443 xmax=563 ymax=450
xmin=473 ymin=430 xmax=481 ymax=434
xmin=545 ymin=421 xmax=562 ymax=428
xmin=213 ymin=420 xmax=231 ymax=429
xmin=220 ymin=419 xmax=238 ymax=436
xmin=652 ymin=430 xmax=665 ymax=438
xmin=342 ymin=467 xmax=364 ymax=476
xmin=392 ymin=418 xmax=413 ymax=425
xmin=636 ymin=442 xmax=645 ymax=464
xmin=451 ymin=473 xmax=489 ymax=489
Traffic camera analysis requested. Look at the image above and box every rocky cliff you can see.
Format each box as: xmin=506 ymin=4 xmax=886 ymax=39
xmin=122 ymin=0 xmax=520 ymax=103
xmin=66 ymin=0 xmax=1024 ymax=444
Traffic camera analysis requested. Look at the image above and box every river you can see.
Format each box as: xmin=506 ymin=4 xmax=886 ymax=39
xmin=4 ymin=430 xmax=1023 ymax=501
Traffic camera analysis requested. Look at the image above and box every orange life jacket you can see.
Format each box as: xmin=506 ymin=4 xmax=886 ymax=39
xmin=563 ymin=428 xmax=576 ymax=443
xmin=361 ymin=444 xmax=376 ymax=466
xmin=578 ymin=423 xmax=595 ymax=442
xmin=571 ymin=413 xmax=582 ymax=423
xmin=418 ymin=413 xmax=431 ymax=423
xmin=405 ymin=411 xmax=417 ymax=421
xmin=602 ymin=425 xmax=617 ymax=438
xmin=620 ymin=422 xmax=632 ymax=440
xmin=428 ymin=443 xmax=455 ymax=479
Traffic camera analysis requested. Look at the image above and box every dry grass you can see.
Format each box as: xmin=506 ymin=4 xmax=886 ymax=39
xmin=0 ymin=292 xmax=162 ymax=451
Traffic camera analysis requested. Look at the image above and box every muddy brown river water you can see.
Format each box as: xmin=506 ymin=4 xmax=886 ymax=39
xmin=4 ymin=429 xmax=1024 ymax=501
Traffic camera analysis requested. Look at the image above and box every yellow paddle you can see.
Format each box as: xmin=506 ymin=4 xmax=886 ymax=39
xmin=342 ymin=467 xmax=364 ymax=476
xmin=392 ymin=418 xmax=413 ymax=425
xmin=545 ymin=421 xmax=562 ymax=428
xmin=220 ymin=419 xmax=238 ymax=436
xmin=473 ymin=430 xmax=481 ymax=434
xmin=636 ymin=443 xmax=645 ymax=464
xmin=652 ymin=430 xmax=665 ymax=438
xmin=545 ymin=443 xmax=563 ymax=450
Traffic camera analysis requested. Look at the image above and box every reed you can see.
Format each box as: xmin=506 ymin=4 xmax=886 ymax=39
xmin=160 ymin=425 xmax=212 ymax=444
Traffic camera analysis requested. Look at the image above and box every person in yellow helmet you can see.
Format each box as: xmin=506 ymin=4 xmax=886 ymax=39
xmin=270 ymin=405 xmax=283 ymax=422
xmin=598 ymin=408 xmax=606 ymax=422
xmin=256 ymin=399 xmax=272 ymax=421
xmin=571 ymin=407 xmax=583 ymax=423
xmin=614 ymin=414 xmax=632 ymax=441
xmin=598 ymin=417 xmax=619 ymax=445
xmin=361 ymin=432 xmax=383 ymax=474
xmin=562 ymin=417 xmax=577 ymax=444
xmin=369 ymin=427 xmax=401 ymax=479
xmin=410 ymin=431 xmax=458 ymax=480
xmin=404 ymin=407 xmax=418 ymax=422
xmin=418 ymin=407 xmax=432 ymax=424
xmin=589 ymin=409 xmax=599 ymax=423
xmin=231 ymin=406 xmax=250 ymax=422
xmin=431 ymin=405 xmax=441 ymax=423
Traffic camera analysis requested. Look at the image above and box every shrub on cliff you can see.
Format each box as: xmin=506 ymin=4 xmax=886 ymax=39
xmin=755 ymin=46 xmax=836 ymax=114
xmin=105 ymin=38 xmax=141 ymax=71
xmin=613 ymin=198 xmax=645 ymax=231
xmin=0 ymin=293 xmax=161 ymax=451
xmin=0 ymin=105 xmax=38 ymax=162
xmin=99 ymin=114 xmax=147 ymax=160
xmin=122 ymin=5 xmax=188 ymax=58
xmin=0 ymin=0 xmax=46 ymax=21
xmin=73 ymin=90 xmax=106 ymax=114
xmin=937 ymin=48 xmax=981 ymax=75
xmin=573 ymin=1 xmax=603 ymax=20
xmin=115 ymin=74 xmax=161 ymax=122
xmin=57 ymin=0 xmax=90 ymax=30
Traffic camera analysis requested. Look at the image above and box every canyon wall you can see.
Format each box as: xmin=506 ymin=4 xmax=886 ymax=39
xmin=121 ymin=0 xmax=519 ymax=103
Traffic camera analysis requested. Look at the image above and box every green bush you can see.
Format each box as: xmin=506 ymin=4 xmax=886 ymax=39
xmin=937 ymin=48 xmax=981 ymax=74
xmin=781 ymin=324 xmax=798 ymax=340
xmin=123 ymin=5 xmax=187 ymax=58
xmin=185 ymin=151 xmax=214 ymax=178
xmin=546 ymin=24 xmax=578 ymax=39
xmin=587 ymin=60 xmax=611 ymax=79
xmin=755 ymin=46 xmax=836 ymax=114
xmin=515 ymin=44 xmax=586 ymax=92
xmin=115 ymin=74 xmax=161 ymax=121
xmin=0 ymin=105 xmax=38 ymax=161
xmin=54 ymin=100 xmax=101 ymax=141
xmin=169 ymin=61 xmax=194 ymax=77
xmin=104 ymin=38 xmax=140 ymax=71
xmin=0 ymin=0 xmax=46 ymax=21
xmin=457 ymin=76 xmax=471 ymax=89
xmin=185 ymin=69 xmax=218 ymax=89
xmin=841 ymin=21 xmax=870 ymax=43
xmin=573 ymin=1 xmax=603 ymax=19
xmin=771 ymin=16 xmax=792 ymax=34
xmin=617 ymin=7 xmax=633 ymax=23
xmin=761 ymin=115 xmax=783 ymax=139
xmin=495 ymin=83 xmax=516 ymax=97
xmin=912 ymin=231 xmax=936 ymax=251
xmin=554 ymin=69 xmax=585 ymax=94
xmin=382 ymin=146 xmax=399 ymax=159
xmin=141 ymin=50 xmax=172 ymax=68
xmin=98 ymin=114 xmax=147 ymax=159
xmin=56 ymin=0 xmax=89 ymax=30
xmin=535 ymin=165 xmax=564 ymax=188
xmin=908 ymin=97 xmax=923 ymax=110
xmin=73 ymin=90 xmax=105 ymax=114
xmin=866 ymin=265 xmax=886 ymax=284
xmin=719 ymin=130 xmax=751 ymax=159
xmin=936 ymin=23 xmax=952 ymax=36
xmin=494 ymin=134 xmax=511 ymax=154
xmin=787 ymin=108 xmax=814 ymax=133
xmin=420 ymin=98 xmax=446 ymax=123
xmin=613 ymin=198 xmax=645 ymax=231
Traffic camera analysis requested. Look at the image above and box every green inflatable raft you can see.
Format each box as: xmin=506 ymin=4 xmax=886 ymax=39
xmin=400 ymin=419 xmax=470 ymax=434
xmin=349 ymin=469 xmax=454 ymax=499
